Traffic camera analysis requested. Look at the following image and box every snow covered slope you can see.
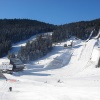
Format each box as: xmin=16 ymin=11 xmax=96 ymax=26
xmin=0 ymin=34 xmax=100 ymax=100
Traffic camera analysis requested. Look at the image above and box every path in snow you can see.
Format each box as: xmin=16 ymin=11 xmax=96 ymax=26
xmin=79 ymin=39 xmax=96 ymax=61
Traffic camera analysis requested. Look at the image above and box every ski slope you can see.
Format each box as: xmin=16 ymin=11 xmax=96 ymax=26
xmin=0 ymin=34 xmax=100 ymax=100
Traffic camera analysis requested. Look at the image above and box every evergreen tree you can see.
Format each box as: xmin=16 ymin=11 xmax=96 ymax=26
xmin=52 ymin=18 xmax=100 ymax=42
xmin=17 ymin=34 xmax=52 ymax=62
xmin=0 ymin=19 xmax=56 ymax=57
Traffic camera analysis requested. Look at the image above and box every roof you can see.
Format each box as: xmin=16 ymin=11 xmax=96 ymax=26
xmin=10 ymin=58 xmax=23 ymax=65
xmin=0 ymin=72 xmax=6 ymax=79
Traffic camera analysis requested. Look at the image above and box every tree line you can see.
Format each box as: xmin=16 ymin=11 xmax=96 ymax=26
xmin=52 ymin=18 xmax=100 ymax=43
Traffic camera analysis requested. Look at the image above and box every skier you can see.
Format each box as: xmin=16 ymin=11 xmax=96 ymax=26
xmin=9 ymin=87 xmax=12 ymax=92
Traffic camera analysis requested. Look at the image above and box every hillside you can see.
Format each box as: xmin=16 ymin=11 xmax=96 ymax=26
xmin=0 ymin=30 xmax=100 ymax=100
xmin=0 ymin=18 xmax=100 ymax=58
xmin=52 ymin=18 xmax=100 ymax=42
xmin=0 ymin=19 xmax=56 ymax=57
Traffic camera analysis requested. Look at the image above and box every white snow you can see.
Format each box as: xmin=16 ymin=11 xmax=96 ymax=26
xmin=91 ymin=47 xmax=100 ymax=62
xmin=0 ymin=58 xmax=10 ymax=65
xmin=0 ymin=33 xmax=100 ymax=100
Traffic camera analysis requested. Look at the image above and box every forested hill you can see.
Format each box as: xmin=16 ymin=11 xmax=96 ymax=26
xmin=0 ymin=19 xmax=56 ymax=57
xmin=0 ymin=18 xmax=100 ymax=58
xmin=52 ymin=18 xmax=100 ymax=42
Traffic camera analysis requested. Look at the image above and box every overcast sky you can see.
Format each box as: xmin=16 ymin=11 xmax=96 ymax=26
xmin=0 ymin=0 xmax=100 ymax=25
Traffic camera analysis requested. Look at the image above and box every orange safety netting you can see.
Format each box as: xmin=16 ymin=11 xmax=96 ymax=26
xmin=7 ymin=79 xmax=17 ymax=82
